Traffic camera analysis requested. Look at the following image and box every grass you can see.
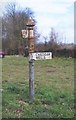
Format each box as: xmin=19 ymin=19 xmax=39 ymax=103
xmin=0 ymin=58 xmax=2 ymax=120
xmin=2 ymin=56 xmax=75 ymax=118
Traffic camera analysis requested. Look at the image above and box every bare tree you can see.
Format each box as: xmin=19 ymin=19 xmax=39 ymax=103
xmin=48 ymin=28 xmax=60 ymax=51
xmin=2 ymin=2 xmax=35 ymax=55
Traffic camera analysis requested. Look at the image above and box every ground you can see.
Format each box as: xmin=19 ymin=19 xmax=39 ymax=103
xmin=2 ymin=56 xmax=75 ymax=118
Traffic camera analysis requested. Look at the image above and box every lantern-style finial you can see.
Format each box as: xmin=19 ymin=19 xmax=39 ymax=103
xmin=26 ymin=17 xmax=35 ymax=27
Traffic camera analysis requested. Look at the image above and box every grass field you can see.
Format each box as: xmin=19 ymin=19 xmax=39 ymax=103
xmin=2 ymin=56 xmax=75 ymax=118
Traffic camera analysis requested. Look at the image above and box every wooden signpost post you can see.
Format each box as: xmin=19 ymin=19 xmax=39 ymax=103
xmin=22 ymin=17 xmax=52 ymax=102
xmin=26 ymin=17 xmax=35 ymax=102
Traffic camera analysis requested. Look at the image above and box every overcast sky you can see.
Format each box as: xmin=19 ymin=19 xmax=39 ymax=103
xmin=1 ymin=0 xmax=75 ymax=43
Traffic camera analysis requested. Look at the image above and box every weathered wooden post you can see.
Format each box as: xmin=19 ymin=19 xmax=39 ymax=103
xmin=21 ymin=17 xmax=52 ymax=102
xmin=26 ymin=17 xmax=35 ymax=101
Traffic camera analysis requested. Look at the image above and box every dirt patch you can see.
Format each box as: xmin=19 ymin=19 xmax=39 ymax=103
xmin=47 ymin=70 xmax=55 ymax=73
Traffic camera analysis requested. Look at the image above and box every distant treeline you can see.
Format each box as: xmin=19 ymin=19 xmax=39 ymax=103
xmin=6 ymin=44 xmax=76 ymax=58
xmin=52 ymin=48 xmax=75 ymax=58
xmin=35 ymin=42 xmax=76 ymax=58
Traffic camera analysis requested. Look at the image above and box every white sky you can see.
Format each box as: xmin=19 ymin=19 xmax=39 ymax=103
xmin=1 ymin=0 xmax=75 ymax=43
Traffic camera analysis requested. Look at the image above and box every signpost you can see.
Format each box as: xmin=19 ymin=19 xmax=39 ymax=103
xmin=22 ymin=17 xmax=52 ymax=102
xmin=26 ymin=17 xmax=35 ymax=102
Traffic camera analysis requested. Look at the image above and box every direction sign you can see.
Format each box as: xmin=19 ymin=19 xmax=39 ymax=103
xmin=21 ymin=30 xmax=28 ymax=38
xmin=29 ymin=52 xmax=52 ymax=60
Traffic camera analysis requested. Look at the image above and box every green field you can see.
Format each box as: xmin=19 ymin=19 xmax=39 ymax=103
xmin=2 ymin=56 xmax=75 ymax=118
